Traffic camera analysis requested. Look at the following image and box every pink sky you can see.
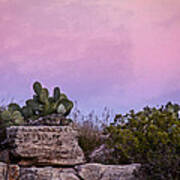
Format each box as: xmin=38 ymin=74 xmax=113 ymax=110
xmin=0 ymin=0 xmax=180 ymax=114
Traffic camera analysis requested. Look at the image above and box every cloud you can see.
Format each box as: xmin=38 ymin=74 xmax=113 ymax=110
xmin=0 ymin=0 xmax=180 ymax=112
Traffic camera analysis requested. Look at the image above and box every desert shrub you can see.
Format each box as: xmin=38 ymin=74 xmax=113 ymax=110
xmin=135 ymin=146 xmax=180 ymax=180
xmin=77 ymin=119 xmax=104 ymax=161
xmin=71 ymin=104 xmax=112 ymax=161
xmin=105 ymin=102 xmax=180 ymax=179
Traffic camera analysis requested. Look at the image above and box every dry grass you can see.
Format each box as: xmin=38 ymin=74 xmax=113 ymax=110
xmin=70 ymin=102 xmax=113 ymax=161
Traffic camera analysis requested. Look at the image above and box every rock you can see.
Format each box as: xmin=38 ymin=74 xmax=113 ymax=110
xmin=20 ymin=167 xmax=80 ymax=180
xmin=0 ymin=122 xmax=141 ymax=180
xmin=20 ymin=167 xmax=54 ymax=180
xmin=76 ymin=163 xmax=141 ymax=180
xmin=89 ymin=144 xmax=114 ymax=163
xmin=101 ymin=164 xmax=140 ymax=180
xmin=6 ymin=126 xmax=86 ymax=166
xmin=57 ymin=172 xmax=80 ymax=180
xmin=76 ymin=163 xmax=104 ymax=180
xmin=0 ymin=150 xmax=10 ymax=163
xmin=0 ymin=162 xmax=140 ymax=180
xmin=54 ymin=168 xmax=80 ymax=180
xmin=27 ymin=114 xmax=72 ymax=126
xmin=0 ymin=162 xmax=7 ymax=180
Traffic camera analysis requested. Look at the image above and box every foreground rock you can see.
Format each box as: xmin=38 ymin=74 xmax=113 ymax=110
xmin=6 ymin=126 xmax=85 ymax=166
xmin=27 ymin=114 xmax=72 ymax=126
xmin=0 ymin=120 xmax=140 ymax=179
xmin=0 ymin=162 xmax=140 ymax=180
xmin=89 ymin=144 xmax=115 ymax=163
xmin=77 ymin=163 xmax=140 ymax=180
xmin=20 ymin=167 xmax=80 ymax=180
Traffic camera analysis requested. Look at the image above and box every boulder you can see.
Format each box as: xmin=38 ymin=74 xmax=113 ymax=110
xmin=6 ymin=126 xmax=86 ymax=166
xmin=0 ymin=162 xmax=140 ymax=180
xmin=0 ymin=150 xmax=10 ymax=163
xmin=89 ymin=144 xmax=114 ymax=163
xmin=0 ymin=121 xmax=141 ymax=180
xmin=20 ymin=167 xmax=55 ymax=180
xmin=20 ymin=167 xmax=80 ymax=180
xmin=76 ymin=163 xmax=140 ymax=180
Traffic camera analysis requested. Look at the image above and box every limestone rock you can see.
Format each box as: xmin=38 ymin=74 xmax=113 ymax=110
xmin=27 ymin=114 xmax=72 ymax=126
xmin=0 ymin=162 xmax=140 ymax=180
xmin=89 ymin=144 xmax=114 ymax=163
xmin=6 ymin=126 xmax=85 ymax=166
xmin=76 ymin=163 xmax=104 ymax=180
xmin=0 ymin=162 xmax=7 ymax=180
xmin=20 ymin=167 xmax=80 ymax=180
xmin=57 ymin=172 xmax=80 ymax=180
xmin=0 ymin=150 xmax=10 ymax=163
xmin=76 ymin=163 xmax=140 ymax=180
xmin=54 ymin=168 xmax=80 ymax=180
xmin=20 ymin=167 xmax=54 ymax=180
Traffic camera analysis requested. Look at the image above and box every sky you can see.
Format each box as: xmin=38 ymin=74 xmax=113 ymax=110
xmin=0 ymin=0 xmax=180 ymax=115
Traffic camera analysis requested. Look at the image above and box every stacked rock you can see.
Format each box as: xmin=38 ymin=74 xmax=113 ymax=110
xmin=0 ymin=115 xmax=140 ymax=180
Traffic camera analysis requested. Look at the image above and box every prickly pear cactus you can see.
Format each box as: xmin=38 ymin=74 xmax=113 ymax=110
xmin=11 ymin=110 xmax=24 ymax=125
xmin=54 ymin=87 xmax=61 ymax=101
xmin=0 ymin=81 xmax=74 ymax=126
xmin=21 ymin=81 xmax=74 ymax=120
xmin=8 ymin=103 xmax=21 ymax=112
xmin=33 ymin=81 xmax=42 ymax=96
xmin=0 ymin=105 xmax=24 ymax=128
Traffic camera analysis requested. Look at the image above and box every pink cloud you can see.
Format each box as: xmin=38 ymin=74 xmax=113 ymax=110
xmin=0 ymin=0 xmax=180 ymax=112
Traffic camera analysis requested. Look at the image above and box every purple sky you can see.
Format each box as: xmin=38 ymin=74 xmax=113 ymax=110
xmin=0 ymin=0 xmax=180 ymax=114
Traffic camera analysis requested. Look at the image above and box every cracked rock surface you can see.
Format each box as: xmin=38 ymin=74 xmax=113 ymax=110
xmin=0 ymin=124 xmax=140 ymax=180
xmin=0 ymin=163 xmax=140 ymax=180
xmin=6 ymin=126 xmax=85 ymax=166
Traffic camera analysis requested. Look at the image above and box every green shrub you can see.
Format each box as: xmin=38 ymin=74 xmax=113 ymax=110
xmin=0 ymin=103 xmax=24 ymax=128
xmin=105 ymin=102 xmax=180 ymax=179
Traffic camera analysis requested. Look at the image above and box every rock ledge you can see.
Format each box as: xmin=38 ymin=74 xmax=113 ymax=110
xmin=0 ymin=122 xmax=140 ymax=180
xmin=0 ymin=162 xmax=140 ymax=180
xmin=6 ymin=126 xmax=85 ymax=166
